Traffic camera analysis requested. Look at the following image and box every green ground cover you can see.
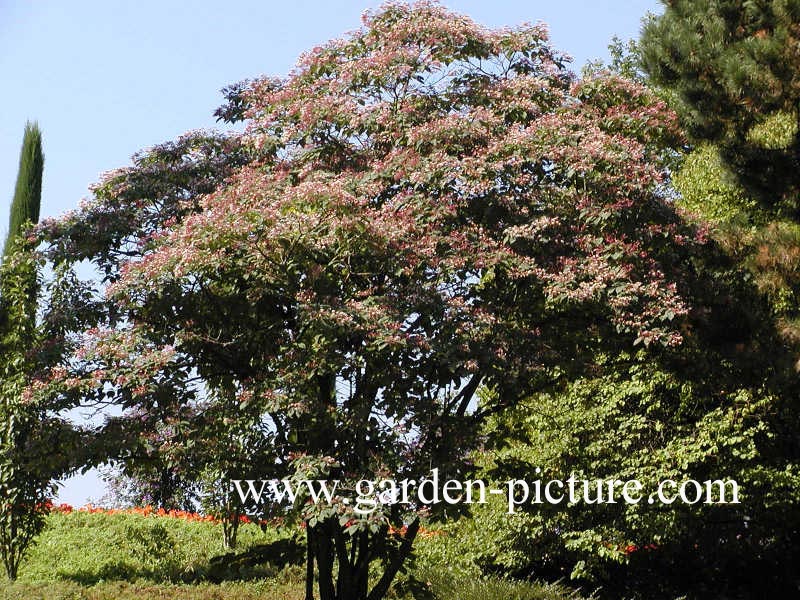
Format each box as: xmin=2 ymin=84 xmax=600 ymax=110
xmin=0 ymin=510 xmax=587 ymax=600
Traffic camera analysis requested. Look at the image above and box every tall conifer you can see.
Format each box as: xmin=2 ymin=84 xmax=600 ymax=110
xmin=3 ymin=121 xmax=43 ymax=257
xmin=0 ymin=122 xmax=47 ymax=581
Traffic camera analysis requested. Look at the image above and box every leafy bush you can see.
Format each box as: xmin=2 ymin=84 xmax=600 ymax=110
xmin=473 ymin=353 xmax=800 ymax=597
xmin=120 ymin=520 xmax=185 ymax=581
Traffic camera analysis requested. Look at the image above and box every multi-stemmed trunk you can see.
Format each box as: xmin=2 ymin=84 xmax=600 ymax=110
xmin=304 ymin=516 xmax=420 ymax=600
xmin=300 ymin=373 xmax=421 ymax=600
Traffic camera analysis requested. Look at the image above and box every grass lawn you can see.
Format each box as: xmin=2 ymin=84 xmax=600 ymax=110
xmin=1 ymin=509 xmax=587 ymax=600
xmin=0 ymin=580 xmax=303 ymax=600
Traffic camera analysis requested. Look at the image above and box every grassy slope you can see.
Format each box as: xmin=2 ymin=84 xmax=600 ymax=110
xmin=0 ymin=510 xmax=586 ymax=600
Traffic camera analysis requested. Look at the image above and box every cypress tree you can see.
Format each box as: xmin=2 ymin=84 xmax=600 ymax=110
xmin=3 ymin=121 xmax=43 ymax=257
xmin=0 ymin=122 xmax=47 ymax=581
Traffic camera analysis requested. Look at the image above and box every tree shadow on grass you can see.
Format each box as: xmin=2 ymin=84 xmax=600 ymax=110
xmin=58 ymin=560 xmax=141 ymax=586
xmin=200 ymin=537 xmax=306 ymax=583
xmin=56 ymin=535 xmax=305 ymax=586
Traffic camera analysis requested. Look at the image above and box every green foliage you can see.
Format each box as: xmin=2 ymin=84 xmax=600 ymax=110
xmin=673 ymin=139 xmax=800 ymax=339
xmin=472 ymin=347 xmax=800 ymax=596
xmin=642 ymin=1 xmax=800 ymax=342
xmin=628 ymin=11 xmax=800 ymax=594
xmin=582 ymin=36 xmax=645 ymax=82
xmin=746 ymin=109 xmax=798 ymax=150
xmin=0 ymin=122 xmax=52 ymax=581
xmin=641 ymin=0 xmax=800 ymax=212
xmin=673 ymin=144 xmax=758 ymax=227
xmin=121 ymin=520 xmax=185 ymax=581
xmin=4 ymin=121 xmax=43 ymax=257
xmin=0 ymin=244 xmax=53 ymax=581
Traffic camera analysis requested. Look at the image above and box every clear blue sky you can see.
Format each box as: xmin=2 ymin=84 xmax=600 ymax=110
xmin=0 ymin=0 xmax=660 ymax=506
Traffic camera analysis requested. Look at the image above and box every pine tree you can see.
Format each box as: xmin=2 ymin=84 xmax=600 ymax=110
xmin=3 ymin=121 xmax=43 ymax=257
xmin=640 ymin=0 xmax=800 ymax=216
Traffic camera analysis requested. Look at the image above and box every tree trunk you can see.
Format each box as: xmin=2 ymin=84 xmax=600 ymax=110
xmin=306 ymin=518 xmax=420 ymax=600
xmin=222 ymin=509 xmax=240 ymax=550
xmin=305 ymin=525 xmax=315 ymax=600
xmin=315 ymin=526 xmax=336 ymax=600
xmin=367 ymin=518 xmax=420 ymax=600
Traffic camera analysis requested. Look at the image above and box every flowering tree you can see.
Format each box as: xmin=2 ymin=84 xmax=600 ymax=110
xmin=36 ymin=3 xmax=700 ymax=598
xmin=36 ymin=130 xmax=270 ymax=547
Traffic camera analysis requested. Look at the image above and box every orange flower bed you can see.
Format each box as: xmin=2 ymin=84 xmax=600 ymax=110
xmin=48 ymin=501 xmax=442 ymax=537
xmin=48 ymin=501 xmax=249 ymax=524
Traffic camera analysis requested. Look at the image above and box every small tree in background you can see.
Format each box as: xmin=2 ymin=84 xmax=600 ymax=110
xmin=0 ymin=247 xmax=54 ymax=581
xmin=0 ymin=122 xmax=82 ymax=582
